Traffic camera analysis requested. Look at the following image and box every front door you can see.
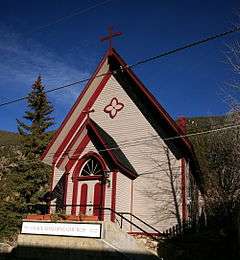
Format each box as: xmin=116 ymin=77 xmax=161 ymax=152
xmin=75 ymin=156 xmax=106 ymax=219
xmin=78 ymin=180 xmax=98 ymax=216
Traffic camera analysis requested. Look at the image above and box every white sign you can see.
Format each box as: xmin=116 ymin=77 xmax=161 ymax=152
xmin=21 ymin=221 xmax=102 ymax=238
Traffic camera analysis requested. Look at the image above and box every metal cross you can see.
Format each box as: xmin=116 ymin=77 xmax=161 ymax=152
xmin=100 ymin=27 xmax=123 ymax=49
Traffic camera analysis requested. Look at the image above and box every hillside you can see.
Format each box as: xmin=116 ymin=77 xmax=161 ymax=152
xmin=186 ymin=115 xmax=226 ymax=133
xmin=0 ymin=130 xmax=21 ymax=146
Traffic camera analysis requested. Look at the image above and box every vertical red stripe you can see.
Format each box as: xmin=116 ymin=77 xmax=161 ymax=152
xmin=71 ymin=179 xmax=78 ymax=215
xmin=80 ymin=184 xmax=88 ymax=215
xmin=111 ymin=172 xmax=117 ymax=222
xmin=93 ymin=183 xmax=101 ymax=217
xmin=93 ymin=182 xmax=106 ymax=220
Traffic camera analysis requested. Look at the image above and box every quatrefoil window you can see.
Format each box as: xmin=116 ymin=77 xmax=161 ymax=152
xmin=104 ymin=97 xmax=124 ymax=119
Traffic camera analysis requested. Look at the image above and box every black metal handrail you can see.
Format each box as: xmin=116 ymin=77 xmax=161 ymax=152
xmin=117 ymin=212 xmax=163 ymax=236
xmin=25 ymin=203 xmax=165 ymax=240
xmin=103 ymin=207 xmax=162 ymax=241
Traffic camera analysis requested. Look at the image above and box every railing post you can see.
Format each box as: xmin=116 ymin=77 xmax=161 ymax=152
xmin=120 ymin=216 xmax=123 ymax=229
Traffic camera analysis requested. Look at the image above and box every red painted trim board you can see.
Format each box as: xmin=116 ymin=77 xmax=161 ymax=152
xmin=41 ymin=51 xmax=109 ymax=161
xmin=56 ymin=123 xmax=87 ymax=168
xmin=93 ymin=183 xmax=101 ymax=217
xmin=52 ymin=73 xmax=111 ymax=166
xmin=65 ymin=135 xmax=90 ymax=173
xmin=111 ymin=171 xmax=117 ymax=222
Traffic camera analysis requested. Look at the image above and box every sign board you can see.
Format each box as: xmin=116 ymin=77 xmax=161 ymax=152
xmin=21 ymin=221 xmax=102 ymax=238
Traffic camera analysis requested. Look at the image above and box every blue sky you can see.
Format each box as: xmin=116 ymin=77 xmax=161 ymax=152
xmin=0 ymin=0 xmax=240 ymax=132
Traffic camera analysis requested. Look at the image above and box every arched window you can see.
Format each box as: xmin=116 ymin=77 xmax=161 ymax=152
xmin=80 ymin=157 xmax=104 ymax=176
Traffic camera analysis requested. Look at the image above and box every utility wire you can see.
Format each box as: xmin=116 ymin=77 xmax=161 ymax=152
xmin=45 ymin=121 xmax=238 ymax=157
xmin=26 ymin=0 xmax=115 ymax=35
xmin=42 ymin=122 xmax=240 ymax=160
xmin=1 ymin=26 xmax=240 ymax=108
xmin=10 ymin=122 xmax=240 ymax=165
xmin=128 ymin=26 xmax=240 ymax=68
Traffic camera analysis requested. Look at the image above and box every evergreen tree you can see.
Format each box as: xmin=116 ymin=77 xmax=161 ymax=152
xmin=17 ymin=76 xmax=54 ymax=155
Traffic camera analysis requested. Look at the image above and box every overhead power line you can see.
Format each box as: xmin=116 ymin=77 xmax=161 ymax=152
xmin=1 ymin=26 xmax=240 ymax=108
xmin=26 ymin=0 xmax=115 ymax=35
xmin=43 ymin=122 xmax=240 ymax=159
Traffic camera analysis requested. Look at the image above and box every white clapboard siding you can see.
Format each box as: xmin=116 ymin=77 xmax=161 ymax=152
xmin=115 ymin=172 xmax=132 ymax=231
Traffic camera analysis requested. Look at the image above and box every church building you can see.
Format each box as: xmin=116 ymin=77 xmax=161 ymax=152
xmin=41 ymin=46 xmax=200 ymax=234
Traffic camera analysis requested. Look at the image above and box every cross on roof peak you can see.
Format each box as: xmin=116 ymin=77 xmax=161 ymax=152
xmin=100 ymin=27 xmax=123 ymax=49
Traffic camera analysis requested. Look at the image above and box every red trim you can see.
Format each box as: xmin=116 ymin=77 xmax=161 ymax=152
xmin=80 ymin=151 xmax=107 ymax=171
xmin=93 ymin=182 xmax=106 ymax=220
xmin=78 ymin=175 xmax=102 ymax=181
xmin=65 ymin=135 xmax=90 ymax=173
xmin=56 ymin=123 xmax=87 ymax=168
xmin=71 ymin=151 xmax=107 ymax=180
xmin=41 ymin=51 xmax=109 ymax=161
xmin=51 ymin=73 xmax=111 ymax=166
xmin=181 ymin=158 xmax=187 ymax=221
xmin=177 ymin=117 xmax=187 ymax=133
xmin=80 ymin=184 xmax=88 ymax=215
xmin=111 ymin=171 xmax=117 ymax=222
xmin=93 ymin=183 xmax=101 ymax=217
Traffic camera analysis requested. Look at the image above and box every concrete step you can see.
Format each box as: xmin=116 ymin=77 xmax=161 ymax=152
xmin=129 ymin=234 xmax=159 ymax=254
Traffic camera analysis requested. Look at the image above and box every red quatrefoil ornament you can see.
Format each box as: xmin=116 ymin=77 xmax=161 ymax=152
xmin=104 ymin=97 xmax=124 ymax=119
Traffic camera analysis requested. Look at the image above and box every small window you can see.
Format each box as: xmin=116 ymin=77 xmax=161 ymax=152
xmin=81 ymin=157 xmax=103 ymax=176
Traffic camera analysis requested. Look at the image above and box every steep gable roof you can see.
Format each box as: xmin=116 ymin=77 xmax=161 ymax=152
xmin=41 ymin=48 xmax=196 ymax=174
